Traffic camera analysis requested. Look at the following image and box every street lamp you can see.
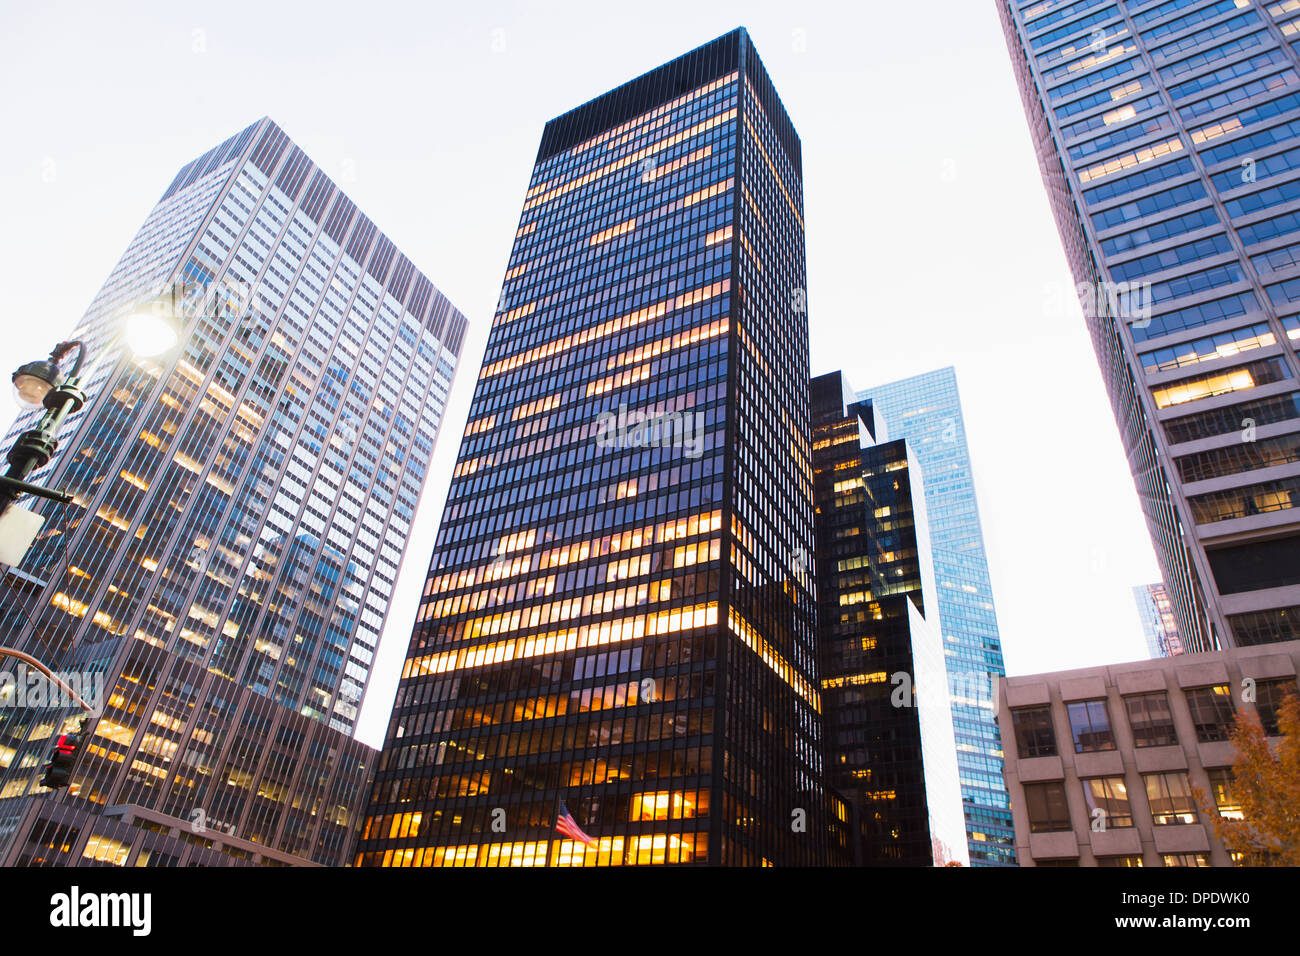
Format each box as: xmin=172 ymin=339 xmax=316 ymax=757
xmin=0 ymin=299 xmax=182 ymax=519
xmin=11 ymin=357 xmax=63 ymax=410
xmin=0 ymin=341 xmax=87 ymax=517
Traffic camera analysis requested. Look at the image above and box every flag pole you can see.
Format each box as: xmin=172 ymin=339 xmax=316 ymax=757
xmin=546 ymin=792 xmax=560 ymax=868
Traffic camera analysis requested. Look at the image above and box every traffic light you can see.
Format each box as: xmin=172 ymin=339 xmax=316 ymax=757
xmin=39 ymin=719 xmax=86 ymax=790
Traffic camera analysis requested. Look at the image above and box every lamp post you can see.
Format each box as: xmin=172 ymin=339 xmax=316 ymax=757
xmin=0 ymin=341 xmax=87 ymax=516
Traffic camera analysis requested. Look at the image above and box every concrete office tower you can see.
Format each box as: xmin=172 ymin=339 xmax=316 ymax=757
xmin=356 ymin=28 xmax=833 ymax=867
xmin=999 ymin=0 xmax=1300 ymax=652
xmin=0 ymin=118 xmax=467 ymax=866
xmin=858 ymin=367 xmax=1013 ymax=865
xmin=999 ymin=640 xmax=1300 ymax=866
xmin=1135 ymin=582 xmax=1187 ymax=657
xmin=812 ymin=372 xmax=968 ymax=867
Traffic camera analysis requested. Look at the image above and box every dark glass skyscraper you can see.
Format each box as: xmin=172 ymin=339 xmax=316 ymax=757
xmin=857 ymin=368 xmax=1014 ymax=866
xmin=0 ymin=119 xmax=467 ymax=866
xmin=999 ymin=0 xmax=1300 ymax=653
xmin=811 ymin=372 xmax=967 ymax=866
xmin=357 ymin=28 xmax=830 ymax=867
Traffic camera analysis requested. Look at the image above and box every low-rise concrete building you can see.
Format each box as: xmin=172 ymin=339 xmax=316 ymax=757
xmin=997 ymin=641 xmax=1300 ymax=866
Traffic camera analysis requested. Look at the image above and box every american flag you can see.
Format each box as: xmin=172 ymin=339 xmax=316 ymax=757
xmin=555 ymin=801 xmax=597 ymax=847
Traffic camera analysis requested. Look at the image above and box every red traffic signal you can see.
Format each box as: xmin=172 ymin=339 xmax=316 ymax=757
xmin=39 ymin=722 xmax=85 ymax=790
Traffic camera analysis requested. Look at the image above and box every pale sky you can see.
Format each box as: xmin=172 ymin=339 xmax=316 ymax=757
xmin=0 ymin=0 xmax=1159 ymax=748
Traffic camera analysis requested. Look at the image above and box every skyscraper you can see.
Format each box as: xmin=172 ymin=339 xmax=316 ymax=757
xmin=998 ymin=1 xmax=1300 ymax=653
xmin=0 ymin=118 xmax=467 ymax=866
xmin=857 ymin=367 xmax=1014 ymax=865
xmin=356 ymin=28 xmax=830 ymax=867
xmin=811 ymin=371 xmax=968 ymax=867
xmin=1134 ymin=582 xmax=1186 ymax=657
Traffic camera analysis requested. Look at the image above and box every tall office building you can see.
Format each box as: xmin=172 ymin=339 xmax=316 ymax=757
xmin=857 ymin=367 xmax=1014 ymax=865
xmin=998 ymin=0 xmax=1300 ymax=654
xmin=1134 ymin=582 xmax=1186 ymax=657
xmin=0 ymin=118 xmax=467 ymax=866
xmin=356 ymin=28 xmax=831 ymax=867
xmin=811 ymin=372 xmax=968 ymax=866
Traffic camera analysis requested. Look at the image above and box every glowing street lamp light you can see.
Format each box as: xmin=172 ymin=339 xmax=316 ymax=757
xmin=123 ymin=300 xmax=182 ymax=359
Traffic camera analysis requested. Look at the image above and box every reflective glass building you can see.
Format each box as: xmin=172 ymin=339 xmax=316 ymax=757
xmin=811 ymin=372 xmax=968 ymax=866
xmin=999 ymin=0 xmax=1300 ymax=653
xmin=0 ymin=118 xmax=467 ymax=866
xmin=1134 ymin=581 xmax=1186 ymax=656
xmin=857 ymin=368 xmax=1014 ymax=864
xmin=357 ymin=28 xmax=834 ymax=867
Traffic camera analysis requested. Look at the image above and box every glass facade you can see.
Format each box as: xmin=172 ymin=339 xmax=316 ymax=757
xmin=1134 ymin=581 xmax=1186 ymax=655
xmin=356 ymin=29 xmax=837 ymax=867
xmin=998 ymin=0 xmax=1300 ymax=653
xmin=855 ymin=368 xmax=1014 ymax=865
xmin=810 ymin=371 xmax=968 ymax=866
xmin=0 ymin=118 xmax=467 ymax=866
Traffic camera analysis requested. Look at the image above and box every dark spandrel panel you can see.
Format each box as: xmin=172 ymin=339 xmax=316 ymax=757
xmin=248 ymin=120 xmax=290 ymax=178
xmin=273 ymin=144 xmax=311 ymax=202
xmin=324 ymin=192 xmax=357 ymax=246
xmin=1209 ymin=534 xmax=1300 ymax=595
xmin=389 ymin=254 xmax=415 ymax=303
xmin=408 ymin=273 xmax=433 ymax=320
xmin=537 ymin=28 xmax=742 ymax=164
xmin=345 ymin=215 xmax=376 ymax=264
xmin=443 ymin=309 xmax=468 ymax=356
xmin=425 ymin=293 xmax=451 ymax=340
xmin=367 ymin=233 xmax=396 ymax=285
xmin=300 ymin=169 xmax=335 ymax=224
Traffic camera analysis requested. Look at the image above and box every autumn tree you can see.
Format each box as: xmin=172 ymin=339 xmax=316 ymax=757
xmin=1194 ymin=694 xmax=1300 ymax=866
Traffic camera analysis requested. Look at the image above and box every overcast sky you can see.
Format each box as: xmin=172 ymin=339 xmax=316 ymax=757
xmin=0 ymin=0 xmax=1160 ymax=748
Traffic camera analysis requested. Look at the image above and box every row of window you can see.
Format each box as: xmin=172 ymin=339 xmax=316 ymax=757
xmin=1038 ymin=853 xmax=1212 ymax=867
xmin=1022 ymin=766 xmax=1235 ymax=833
xmin=1010 ymin=678 xmax=1296 ymax=759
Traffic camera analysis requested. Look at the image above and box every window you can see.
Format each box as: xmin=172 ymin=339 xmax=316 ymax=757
xmin=1228 ymin=606 xmax=1300 ymax=646
xmin=1206 ymin=767 xmax=1243 ymax=820
xmin=1126 ymin=692 xmax=1177 ymax=747
xmin=135 ymin=848 xmax=181 ymax=867
xmin=1024 ymin=781 xmax=1072 ymax=833
xmin=1083 ymin=776 xmax=1134 ymax=828
xmin=1097 ymin=855 xmax=1144 ymax=867
xmin=1254 ymin=678 xmax=1299 ymax=736
xmin=1067 ymin=699 xmax=1115 ymax=753
xmin=1012 ymin=705 xmax=1058 ymax=758
xmin=1185 ymin=684 xmax=1235 ymax=742
xmin=1151 ymin=357 xmax=1292 ymax=410
xmin=1144 ymin=772 xmax=1197 ymax=825
xmin=82 ymin=833 xmax=130 ymax=866
xmin=1189 ymin=476 xmax=1300 ymax=524
xmin=1138 ymin=323 xmax=1275 ymax=375
xmin=1163 ymin=853 xmax=1210 ymax=867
